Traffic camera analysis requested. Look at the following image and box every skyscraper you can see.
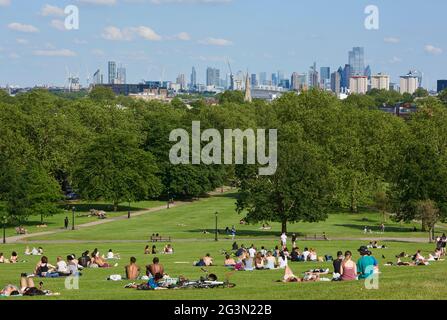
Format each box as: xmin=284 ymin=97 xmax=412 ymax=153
xmin=190 ymin=67 xmax=197 ymax=90
xmin=348 ymin=47 xmax=365 ymax=76
xmin=320 ymin=67 xmax=330 ymax=89
xmin=117 ymin=65 xmax=126 ymax=84
xmin=331 ymin=68 xmax=342 ymax=95
xmin=342 ymin=64 xmax=351 ymax=89
xmin=259 ymin=72 xmax=267 ymax=86
xmin=271 ymin=73 xmax=278 ymax=86
xmin=206 ymin=67 xmax=220 ymax=87
xmin=93 ymin=69 xmax=102 ymax=85
xmin=108 ymin=61 xmax=116 ymax=84
xmin=176 ymin=74 xmax=186 ymax=90
xmin=291 ymin=73 xmax=307 ymax=91
xmin=309 ymin=62 xmax=319 ymax=88
xmin=251 ymin=74 xmax=258 ymax=87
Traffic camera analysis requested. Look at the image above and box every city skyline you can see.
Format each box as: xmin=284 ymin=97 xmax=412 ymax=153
xmin=0 ymin=0 xmax=446 ymax=89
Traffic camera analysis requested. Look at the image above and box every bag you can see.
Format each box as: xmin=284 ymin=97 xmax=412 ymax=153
xmin=325 ymin=255 xmax=333 ymax=262
xmin=108 ymin=275 xmax=122 ymax=281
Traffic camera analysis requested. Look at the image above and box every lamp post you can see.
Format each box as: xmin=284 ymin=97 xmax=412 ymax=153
xmin=214 ymin=211 xmax=218 ymax=242
xmin=71 ymin=206 xmax=75 ymax=230
xmin=2 ymin=215 xmax=7 ymax=244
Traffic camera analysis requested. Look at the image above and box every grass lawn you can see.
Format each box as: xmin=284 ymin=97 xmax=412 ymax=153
xmin=23 ymin=193 xmax=446 ymax=242
xmin=0 ymin=240 xmax=445 ymax=300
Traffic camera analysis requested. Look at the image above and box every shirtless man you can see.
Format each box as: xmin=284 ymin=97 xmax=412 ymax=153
xmin=125 ymin=257 xmax=141 ymax=280
xmin=203 ymin=254 xmax=213 ymax=266
xmin=146 ymin=257 xmax=164 ymax=277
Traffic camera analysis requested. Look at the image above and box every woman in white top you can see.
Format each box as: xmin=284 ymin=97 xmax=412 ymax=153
xmin=56 ymin=256 xmax=70 ymax=274
xmin=278 ymin=252 xmax=288 ymax=269
xmin=264 ymin=252 xmax=276 ymax=270
xmin=309 ymin=249 xmax=318 ymax=261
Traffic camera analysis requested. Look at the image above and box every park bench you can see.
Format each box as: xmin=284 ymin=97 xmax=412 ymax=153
xmin=304 ymin=234 xmax=329 ymax=241
xmin=150 ymin=235 xmax=172 ymax=242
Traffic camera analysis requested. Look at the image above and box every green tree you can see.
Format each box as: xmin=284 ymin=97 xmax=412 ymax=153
xmin=217 ymin=90 xmax=245 ymax=104
xmin=73 ymin=131 xmax=162 ymax=211
xmin=88 ymin=86 xmax=116 ymax=102
xmin=415 ymin=200 xmax=439 ymax=242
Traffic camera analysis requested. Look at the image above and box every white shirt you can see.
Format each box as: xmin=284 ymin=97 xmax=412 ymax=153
xmin=248 ymin=248 xmax=256 ymax=258
xmin=57 ymin=260 xmax=69 ymax=273
xmin=107 ymin=252 xmax=114 ymax=259
xmin=280 ymin=234 xmax=287 ymax=244
xmin=302 ymin=251 xmax=310 ymax=261
xmin=278 ymin=256 xmax=287 ymax=269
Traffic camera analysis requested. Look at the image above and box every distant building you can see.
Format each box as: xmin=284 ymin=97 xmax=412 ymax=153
xmin=437 ymin=80 xmax=447 ymax=93
xmin=400 ymin=73 xmax=419 ymax=94
xmin=271 ymin=73 xmax=278 ymax=86
xmin=244 ymin=73 xmax=252 ymax=103
xmin=190 ymin=67 xmax=197 ymax=90
xmin=176 ymin=74 xmax=186 ymax=90
xmin=291 ymin=72 xmax=307 ymax=92
xmin=251 ymin=73 xmax=258 ymax=87
xmin=93 ymin=69 xmax=103 ymax=85
xmin=371 ymin=74 xmax=390 ymax=91
xmin=331 ymin=69 xmax=342 ymax=96
xmin=308 ymin=62 xmax=319 ymax=88
xmin=349 ymin=76 xmax=368 ymax=94
xmin=348 ymin=47 xmax=365 ymax=76
xmin=259 ymin=72 xmax=267 ymax=86
xmin=320 ymin=67 xmax=330 ymax=89
xmin=116 ymin=65 xmax=126 ymax=84
xmin=206 ymin=67 xmax=220 ymax=87
xmin=108 ymin=61 xmax=116 ymax=84
xmin=342 ymin=64 xmax=351 ymax=89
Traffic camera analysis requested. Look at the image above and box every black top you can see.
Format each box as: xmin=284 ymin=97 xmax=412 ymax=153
xmin=333 ymin=259 xmax=342 ymax=274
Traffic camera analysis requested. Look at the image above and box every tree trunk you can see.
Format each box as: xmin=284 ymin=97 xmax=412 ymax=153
xmin=428 ymin=228 xmax=433 ymax=243
xmin=281 ymin=220 xmax=287 ymax=234
xmin=113 ymin=202 xmax=118 ymax=212
xmin=41 ymin=214 xmax=43 ymax=224
xmin=421 ymin=219 xmax=427 ymax=232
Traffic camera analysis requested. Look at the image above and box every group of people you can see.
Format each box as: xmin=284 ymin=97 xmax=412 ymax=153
xmin=0 ymin=251 xmax=20 ymax=264
xmin=144 ymin=244 xmax=174 ymax=255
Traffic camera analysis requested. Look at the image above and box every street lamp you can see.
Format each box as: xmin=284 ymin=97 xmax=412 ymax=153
xmin=71 ymin=206 xmax=75 ymax=230
xmin=2 ymin=215 xmax=7 ymax=244
xmin=214 ymin=211 xmax=218 ymax=242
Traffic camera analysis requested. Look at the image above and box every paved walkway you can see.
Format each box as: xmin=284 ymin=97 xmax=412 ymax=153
xmin=4 ymin=201 xmax=190 ymax=244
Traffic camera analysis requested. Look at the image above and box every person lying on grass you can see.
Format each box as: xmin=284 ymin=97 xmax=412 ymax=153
xmin=224 ymin=255 xmax=236 ymax=267
xmin=125 ymin=257 xmax=141 ymax=280
xmin=280 ymin=266 xmax=321 ymax=283
xmin=91 ymin=252 xmax=111 ymax=268
xmin=163 ymin=244 xmax=174 ymax=254
xmin=125 ymin=273 xmax=168 ymax=290
xmin=1 ymin=275 xmax=60 ymax=297
xmin=106 ymin=249 xmax=121 ymax=260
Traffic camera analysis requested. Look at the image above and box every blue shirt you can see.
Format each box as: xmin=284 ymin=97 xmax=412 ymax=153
xmin=357 ymin=255 xmax=375 ymax=279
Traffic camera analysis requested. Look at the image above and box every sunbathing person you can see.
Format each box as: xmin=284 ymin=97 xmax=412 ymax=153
xmin=0 ymin=253 xmax=5 ymax=263
xmin=56 ymin=256 xmax=70 ymax=275
xmin=24 ymin=246 xmax=31 ymax=255
xmin=280 ymin=266 xmax=320 ymax=283
xmin=78 ymin=251 xmax=91 ymax=268
xmin=91 ymin=254 xmax=110 ymax=268
xmin=264 ymin=251 xmax=277 ymax=270
xmin=125 ymin=257 xmax=141 ymax=280
xmin=163 ymin=244 xmax=174 ymax=254
xmin=34 ymin=256 xmax=58 ymax=277
xmin=278 ymin=252 xmax=288 ymax=269
xmin=308 ymin=248 xmax=318 ymax=262
xmin=1 ymin=275 xmax=59 ymax=297
xmin=126 ymin=273 xmax=167 ymax=290
xmin=203 ymin=254 xmax=213 ymax=266
xmin=10 ymin=251 xmax=18 ymax=264
xmin=243 ymin=255 xmax=254 ymax=271
xmin=255 ymin=252 xmax=265 ymax=270
xmin=146 ymin=257 xmax=165 ymax=277
xmin=224 ymin=255 xmax=236 ymax=267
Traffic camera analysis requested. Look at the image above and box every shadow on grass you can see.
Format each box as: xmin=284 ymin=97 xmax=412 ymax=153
xmin=334 ymin=224 xmax=419 ymax=233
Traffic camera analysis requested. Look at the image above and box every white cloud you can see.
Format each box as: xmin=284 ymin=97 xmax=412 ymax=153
xmin=198 ymin=37 xmax=233 ymax=46
xmin=0 ymin=0 xmax=11 ymax=7
xmin=101 ymin=26 xmax=162 ymax=41
xmin=40 ymin=4 xmax=65 ymax=16
xmin=33 ymin=49 xmax=77 ymax=57
xmin=16 ymin=38 xmax=29 ymax=45
xmin=8 ymin=22 xmax=39 ymax=33
xmin=78 ymin=0 xmax=116 ymax=5
xmin=175 ymin=32 xmax=191 ymax=41
xmin=424 ymin=44 xmax=442 ymax=55
xmin=50 ymin=19 xmax=67 ymax=31
xmin=384 ymin=37 xmax=400 ymax=44
xmin=134 ymin=26 xmax=162 ymax=41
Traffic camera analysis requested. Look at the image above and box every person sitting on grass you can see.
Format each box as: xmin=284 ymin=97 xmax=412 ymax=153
xmin=125 ymin=257 xmax=141 ymax=280
xmin=264 ymin=251 xmax=277 ymax=270
xmin=126 ymin=273 xmax=167 ymax=291
xmin=412 ymin=250 xmax=429 ymax=265
xmin=10 ymin=251 xmax=18 ymax=264
xmin=278 ymin=251 xmax=288 ymax=269
xmin=78 ymin=251 xmax=91 ymax=268
xmin=146 ymin=257 xmax=164 ymax=277
xmin=151 ymin=245 xmax=157 ymax=254
xmin=232 ymin=242 xmax=238 ymax=251
xmin=309 ymin=248 xmax=318 ymax=262
xmin=301 ymin=248 xmax=310 ymax=262
xmin=67 ymin=255 xmax=81 ymax=275
xmin=163 ymin=244 xmax=174 ymax=254
xmin=255 ymin=252 xmax=265 ymax=270
xmin=56 ymin=256 xmax=70 ymax=276
xmin=91 ymin=253 xmax=111 ymax=268
xmin=273 ymin=246 xmax=280 ymax=258
xmin=332 ymin=251 xmax=344 ymax=280
xmin=356 ymin=246 xmax=376 ymax=279
xmin=243 ymin=253 xmax=254 ymax=271
xmin=340 ymin=251 xmax=357 ymax=281
xmin=0 ymin=253 xmax=5 ymax=264
xmin=290 ymin=248 xmax=301 ymax=262
xmin=34 ymin=256 xmax=58 ymax=277
xmin=224 ymin=255 xmax=236 ymax=267
xmin=260 ymin=246 xmax=267 ymax=257
xmin=236 ymin=245 xmax=246 ymax=258
xmin=144 ymin=245 xmax=150 ymax=255
xmin=203 ymin=253 xmax=213 ymax=266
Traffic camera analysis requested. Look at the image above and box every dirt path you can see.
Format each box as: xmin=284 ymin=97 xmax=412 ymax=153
xmin=5 ymin=201 xmax=190 ymax=244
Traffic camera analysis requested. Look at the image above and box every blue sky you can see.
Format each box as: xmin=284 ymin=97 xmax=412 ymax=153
xmin=0 ymin=0 xmax=446 ymax=89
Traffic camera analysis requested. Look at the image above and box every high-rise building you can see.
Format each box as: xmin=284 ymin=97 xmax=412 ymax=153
xmin=206 ymin=67 xmax=220 ymax=87
xmin=349 ymin=76 xmax=368 ymax=94
xmin=93 ymin=69 xmax=103 ymax=85
xmin=320 ymin=67 xmax=330 ymax=89
xmin=437 ymin=80 xmax=447 ymax=93
xmin=400 ymin=73 xmax=419 ymax=94
xmin=116 ymin=65 xmax=126 ymax=84
xmin=342 ymin=64 xmax=351 ymax=89
xmin=259 ymin=72 xmax=267 ymax=86
xmin=364 ymin=65 xmax=372 ymax=79
xmin=279 ymin=79 xmax=290 ymax=89
xmin=190 ymin=67 xmax=197 ymax=90
xmin=251 ymin=74 xmax=258 ymax=87
xmin=277 ymin=71 xmax=285 ymax=83
xmin=108 ymin=61 xmax=116 ymax=84
xmin=176 ymin=74 xmax=186 ymax=90
xmin=291 ymin=73 xmax=307 ymax=91
xmin=348 ymin=47 xmax=365 ymax=76
xmin=331 ymin=69 xmax=342 ymax=95
xmin=371 ymin=74 xmax=390 ymax=91
xmin=309 ymin=62 xmax=319 ymax=88
xmin=271 ymin=73 xmax=278 ymax=86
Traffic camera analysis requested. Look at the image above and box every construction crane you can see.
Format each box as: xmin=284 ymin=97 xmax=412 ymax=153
xmin=227 ymin=58 xmax=234 ymax=91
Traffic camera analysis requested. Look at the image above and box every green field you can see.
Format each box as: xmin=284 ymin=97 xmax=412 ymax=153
xmin=1 ymin=193 xmax=446 ymax=300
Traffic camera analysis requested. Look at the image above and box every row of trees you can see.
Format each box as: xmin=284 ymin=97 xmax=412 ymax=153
xmin=1 ymin=87 xmax=447 ymax=237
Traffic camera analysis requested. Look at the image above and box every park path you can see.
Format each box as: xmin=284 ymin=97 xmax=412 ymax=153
xmin=4 ymin=201 xmax=190 ymax=244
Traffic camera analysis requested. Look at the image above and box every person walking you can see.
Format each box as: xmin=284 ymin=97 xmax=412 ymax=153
xmin=64 ymin=217 xmax=69 ymax=230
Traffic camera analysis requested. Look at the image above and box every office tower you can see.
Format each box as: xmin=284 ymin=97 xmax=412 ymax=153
xmin=190 ymin=67 xmax=197 ymax=90
xmin=206 ymin=67 xmax=220 ymax=87
xmin=176 ymin=74 xmax=186 ymax=90
xmin=342 ymin=64 xmax=351 ymax=89
xmin=291 ymin=72 xmax=300 ymax=91
xmin=320 ymin=67 xmax=330 ymax=89
xmin=117 ymin=65 xmax=126 ymax=84
xmin=400 ymin=72 xmax=419 ymax=94
xmin=271 ymin=73 xmax=278 ymax=86
xmin=437 ymin=80 xmax=447 ymax=93
xmin=259 ymin=72 xmax=267 ymax=86
xmin=331 ymin=69 xmax=342 ymax=95
xmin=251 ymin=74 xmax=258 ymax=87
xmin=349 ymin=76 xmax=368 ymax=94
xmin=277 ymin=71 xmax=285 ymax=83
xmin=364 ymin=65 xmax=372 ymax=79
xmin=279 ymin=79 xmax=290 ymax=89
xmin=348 ymin=47 xmax=365 ymax=76
xmin=108 ymin=61 xmax=116 ymax=84
xmin=309 ymin=62 xmax=319 ymax=88
xmin=371 ymin=74 xmax=390 ymax=90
